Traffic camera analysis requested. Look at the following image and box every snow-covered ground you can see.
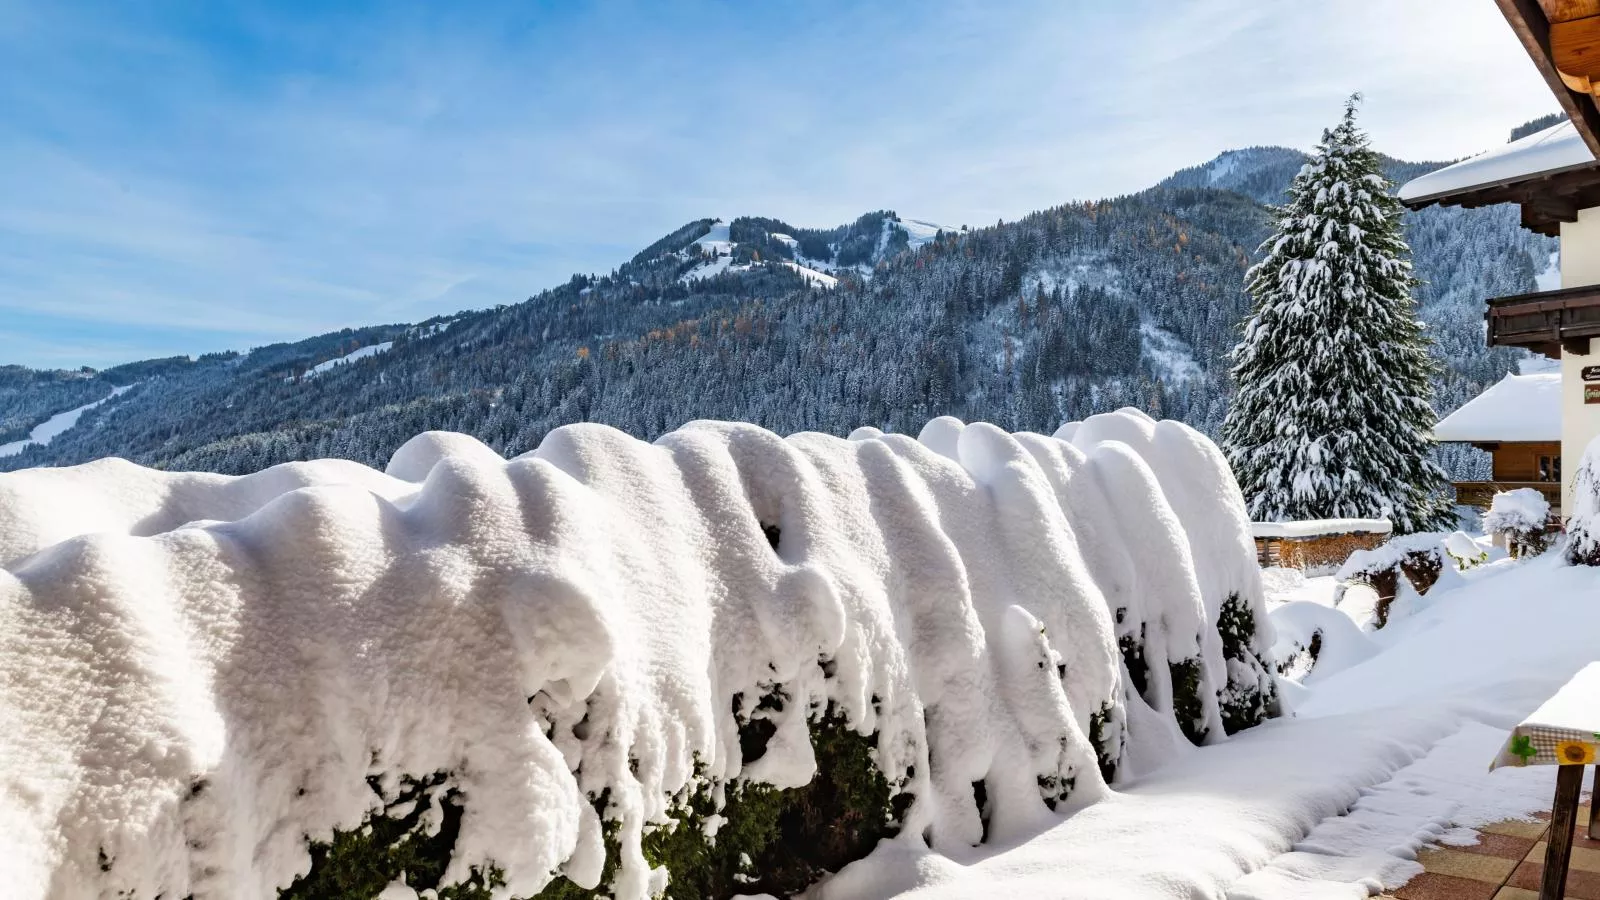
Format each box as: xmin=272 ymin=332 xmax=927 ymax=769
xmin=896 ymin=217 xmax=950 ymax=249
xmin=0 ymin=383 xmax=136 ymax=458
xmin=823 ymin=551 xmax=1596 ymax=899
xmin=1139 ymin=323 xmax=1203 ymax=384
xmin=2 ymin=408 xmax=1592 ymax=899
xmin=781 ymin=259 xmax=838 ymax=288
xmin=692 ymin=220 xmax=735 ymax=256
xmin=679 ymin=215 xmax=947 ymax=285
xmin=1535 ymin=249 xmax=1561 ymax=292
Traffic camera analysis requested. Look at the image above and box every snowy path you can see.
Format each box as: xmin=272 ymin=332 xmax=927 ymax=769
xmin=828 ymin=554 xmax=1600 ymax=899
xmin=1230 ymin=723 xmax=1557 ymax=898
xmin=825 ymin=711 xmax=1456 ymax=899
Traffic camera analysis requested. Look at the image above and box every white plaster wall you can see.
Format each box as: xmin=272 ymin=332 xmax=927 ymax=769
xmin=1560 ymin=208 xmax=1600 ymax=515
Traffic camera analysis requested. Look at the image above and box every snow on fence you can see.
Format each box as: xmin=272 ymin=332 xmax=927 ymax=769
xmin=0 ymin=409 xmax=1277 ymax=900
xmin=1250 ymin=517 xmax=1392 ymax=574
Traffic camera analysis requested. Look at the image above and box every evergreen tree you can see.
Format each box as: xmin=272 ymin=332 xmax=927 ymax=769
xmin=1221 ymin=96 xmax=1452 ymax=532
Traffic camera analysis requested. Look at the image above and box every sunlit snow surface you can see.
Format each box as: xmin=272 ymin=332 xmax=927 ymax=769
xmin=4 ymin=405 xmax=1583 ymax=900
xmin=824 ymin=553 xmax=1595 ymax=900
xmin=0 ymin=409 xmax=1274 ymax=900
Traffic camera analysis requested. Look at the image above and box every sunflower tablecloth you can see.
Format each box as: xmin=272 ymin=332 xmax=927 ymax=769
xmin=1493 ymin=662 xmax=1600 ymax=770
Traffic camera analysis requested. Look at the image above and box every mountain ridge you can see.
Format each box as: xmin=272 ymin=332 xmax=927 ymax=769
xmin=0 ymin=126 xmax=1555 ymax=481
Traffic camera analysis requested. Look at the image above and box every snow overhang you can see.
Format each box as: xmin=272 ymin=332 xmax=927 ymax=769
xmin=1397 ymin=121 xmax=1597 ymax=206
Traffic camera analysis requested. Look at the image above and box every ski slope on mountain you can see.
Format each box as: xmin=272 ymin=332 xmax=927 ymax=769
xmin=301 ymin=342 xmax=393 ymax=378
xmin=0 ymin=383 xmax=136 ymax=458
xmin=0 ymin=410 xmax=1275 ymax=900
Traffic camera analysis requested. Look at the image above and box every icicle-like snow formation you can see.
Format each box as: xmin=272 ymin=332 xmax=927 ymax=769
xmin=0 ymin=410 xmax=1273 ymax=900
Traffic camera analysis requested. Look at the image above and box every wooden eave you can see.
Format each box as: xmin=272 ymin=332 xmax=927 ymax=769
xmin=1497 ymin=0 xmax=1600 ymax=157
xmin=1402 ymin=159 xmax=1600 ymax=234
xmin=1402 ymin=1 xmax=1600 ymax=227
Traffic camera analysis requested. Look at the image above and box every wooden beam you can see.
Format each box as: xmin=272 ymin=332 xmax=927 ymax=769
xmin=1527 ymin=195 xmax=1581 ymax=221
xmin=1552 ymin=16 xmax=1600 ymax=81
xmin=1498 ymin=0 xmax=1600 ymax=156
xmin=1541 ymin=0 xmax=1600 ymax=23
xmin=1522 ymin=203 xmax=1565 ymax=235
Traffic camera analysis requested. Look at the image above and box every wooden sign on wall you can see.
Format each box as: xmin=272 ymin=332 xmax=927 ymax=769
xmin=1587 ymin=384 xmax=1600 ymax=404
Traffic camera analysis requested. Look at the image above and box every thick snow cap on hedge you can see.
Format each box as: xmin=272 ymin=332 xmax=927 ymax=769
xmin=1484 ymin=488 xmax=1551 ymax=536
xmin=0 ymin=411 xmax=1271 ymax=899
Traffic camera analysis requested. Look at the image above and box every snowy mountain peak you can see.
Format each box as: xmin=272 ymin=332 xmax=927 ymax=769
xmin=647 ymin=211 xmax=955 ymax=287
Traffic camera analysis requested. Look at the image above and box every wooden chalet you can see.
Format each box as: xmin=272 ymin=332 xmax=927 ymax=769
xmin=1400 ymin=0 xmax=1600 ymax=515
xmin=1433 ymin=369 xmax=1564 ymax=513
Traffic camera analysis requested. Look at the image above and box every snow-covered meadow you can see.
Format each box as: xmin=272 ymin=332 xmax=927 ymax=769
xmin=0 ymin=409 xmax=1276 ymax=900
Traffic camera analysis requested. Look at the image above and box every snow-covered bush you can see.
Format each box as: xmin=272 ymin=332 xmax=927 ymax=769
xmin=1568 ymin=438 xmax=1600 ymax=567
xmin=1483 ymin=488 xmax=1551 ymax=559
xmin=1335 ymin=531 xmax=1487 ymax=628
xmin=1269 ymin=596 xmax=1377 ymax=684
xmin=1337 ymin=533 xmax=1443 ymax=628
xmin=1442 ymin=529 xmax=1491 ymax=569
xmin=1483 ymin=489 xmax=1550 ymax=538
xmin=0 ymin=411 xmax=1275 ymax=899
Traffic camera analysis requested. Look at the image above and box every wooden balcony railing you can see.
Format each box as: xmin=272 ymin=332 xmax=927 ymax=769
xmin=1486 ymin=283 xmax=1600 ymax=357
xmin=1452 ymin=480 xmax=1563 ymax=512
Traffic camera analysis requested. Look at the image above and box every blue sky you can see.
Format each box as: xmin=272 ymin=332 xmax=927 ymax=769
xmin=0 ymin=0 xmax=1562 ymax=369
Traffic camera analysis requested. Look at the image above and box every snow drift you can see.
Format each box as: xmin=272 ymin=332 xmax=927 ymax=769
xmin=0 ymin=409 xmax=1276 ymax=900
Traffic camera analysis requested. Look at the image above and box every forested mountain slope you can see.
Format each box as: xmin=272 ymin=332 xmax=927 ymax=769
xmin=0 ymin=127 xmax=1555 ymax=477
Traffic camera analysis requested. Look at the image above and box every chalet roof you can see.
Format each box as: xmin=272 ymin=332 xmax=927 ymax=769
xmin=1394 ymin=2 xmax=1600 ymax=233
xmin=1492 ymin=0 xmax=1600 ymax=158
xmin=1433 ymin=372 xmax=1562 ymax=443
xmin=1396 ymin=121 xmax=1596 ymax=205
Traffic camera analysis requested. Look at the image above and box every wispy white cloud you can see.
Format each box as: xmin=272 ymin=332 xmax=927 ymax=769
xmin=0 ymin=0 xmax=1558 ymax=368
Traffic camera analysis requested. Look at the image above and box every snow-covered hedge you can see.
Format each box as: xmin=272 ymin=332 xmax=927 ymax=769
xmin=1483 ymin=488 xmax=1551 ymax=559
xmin=0 ymin=410 xmax=1276 ymax=900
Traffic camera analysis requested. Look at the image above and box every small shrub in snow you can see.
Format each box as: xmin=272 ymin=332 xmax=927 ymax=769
xmin=1569 ymin=439 xmax=1600 ymax=567
xmin=1484 ymin=489 xmax=1551 ymax=559
xmin=1169 ymin=658 xmax=1210 ymax=745
xmin=1442 ymin=530 xmax=1490 ymax=569
xmin=1217 ymin=594 xmax=1273 ymax=733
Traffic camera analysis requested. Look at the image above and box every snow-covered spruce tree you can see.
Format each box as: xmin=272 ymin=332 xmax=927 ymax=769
xmin=1221 ymin=96 xmax=1452 ymax=533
